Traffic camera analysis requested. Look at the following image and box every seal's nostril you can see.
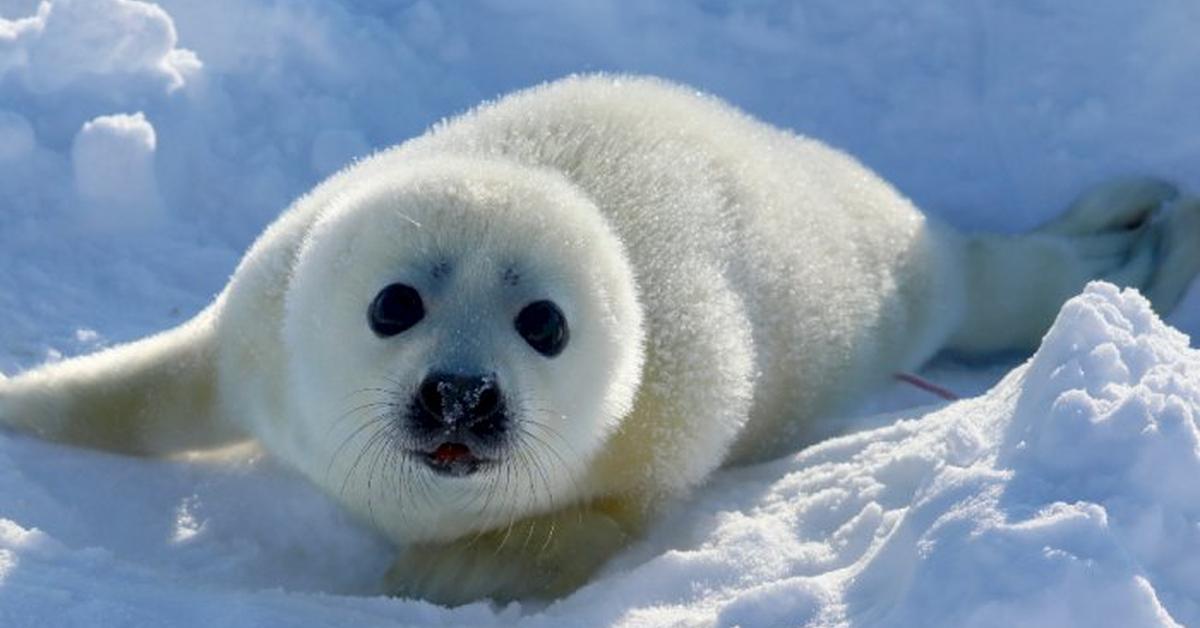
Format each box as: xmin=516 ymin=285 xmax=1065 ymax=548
xmin=418 ymin=377 xmax=445 ymax=418
xmin=475 ymin=385 xmax=500 ymax=418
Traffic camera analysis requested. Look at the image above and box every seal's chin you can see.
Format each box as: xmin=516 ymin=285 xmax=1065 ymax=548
xmin=419 ymin=442 xmax=492 ymax=477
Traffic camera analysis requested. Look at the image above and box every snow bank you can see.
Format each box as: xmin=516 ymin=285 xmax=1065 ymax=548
xmin=3 ymin=281 xmax=1196 ymax=626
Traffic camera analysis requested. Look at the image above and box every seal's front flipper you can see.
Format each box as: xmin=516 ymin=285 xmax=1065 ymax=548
xmin=0 ymin=309 xmax=243 ymax=456
xmin=385 ymin=499 xmax=639 ymax=605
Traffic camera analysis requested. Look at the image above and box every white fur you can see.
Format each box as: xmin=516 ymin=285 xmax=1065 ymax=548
xmin=2 ymin=75 xmax=1198 ymax=604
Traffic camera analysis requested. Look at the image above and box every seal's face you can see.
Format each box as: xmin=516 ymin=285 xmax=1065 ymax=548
xmin=281 ymin=160 xmax=644 ymax=543
xmin=362 ymin=283 xmax=570 ymax=478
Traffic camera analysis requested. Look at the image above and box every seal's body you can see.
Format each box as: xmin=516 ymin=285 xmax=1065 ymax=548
xmin=3 ymin=75 xmax=1198 ymax=604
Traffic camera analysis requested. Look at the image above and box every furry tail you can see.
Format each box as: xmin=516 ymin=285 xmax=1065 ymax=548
xmin=0 ymin=309 xmax=242 ymax=455
xmin=949 ymin=178 xmax=1200 ymax=355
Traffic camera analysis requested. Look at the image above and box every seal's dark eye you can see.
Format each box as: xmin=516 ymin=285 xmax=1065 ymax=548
xmin=368 ymin=283 xmax=424 ymax=337
xmin=515 ymin=300 xmax=569 ymax=357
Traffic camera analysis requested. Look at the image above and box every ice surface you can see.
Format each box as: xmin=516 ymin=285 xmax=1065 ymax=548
xmin=1 ymin=0 xmax=1198 ymax=626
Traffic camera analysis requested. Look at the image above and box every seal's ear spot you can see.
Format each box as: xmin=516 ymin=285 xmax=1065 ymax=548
xmin=369 ymin=283 xmax=425 ymax=337
xmin=515 ymin=300 xmax=569 ymax=357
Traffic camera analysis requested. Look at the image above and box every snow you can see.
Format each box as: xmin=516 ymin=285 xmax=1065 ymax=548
xmin=71 ymin=111 xmax=164 ymax=232
xmin=1 ymin=1 xmax=1199 ymax=626
xmin=0 ymin=0 xmax=198 ymax=90
xmin=0 ymin=109 xmax=34 ymax=161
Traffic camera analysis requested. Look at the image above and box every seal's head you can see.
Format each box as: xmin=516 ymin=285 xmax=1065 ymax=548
xmin=281 ymin=158 xmax=645 ymax=542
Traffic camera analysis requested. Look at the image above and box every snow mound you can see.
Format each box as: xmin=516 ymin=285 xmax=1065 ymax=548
xmin=846 ymin=281 xmax=1198 ymax=627
xmin=557 ymin=282 xmax=1196 ymax=627
xmin=2 ymin=285 xmax=1196 ymax=626
xmin=71 ymin=111 xmax=164 ymax=231
xmin=0 ymin=0 xmax=199 ymax=94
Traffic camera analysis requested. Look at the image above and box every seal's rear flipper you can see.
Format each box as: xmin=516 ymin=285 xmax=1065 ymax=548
xmin=0 ymin=309 xmax=243 ymax=456
xmin=949 ymin=179 xmax=1200 ymax=355
xmin=1038 ymin=177 xmax=1177 ymax=235
xmin=1053 ymin=184 xmax=1200 ymax=315
xmin=1143 ymin=197 xmax=1200 ymax=309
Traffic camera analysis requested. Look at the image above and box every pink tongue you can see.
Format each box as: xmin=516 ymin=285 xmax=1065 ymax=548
xmin=432 ymin=443 xmax=472 ymax=463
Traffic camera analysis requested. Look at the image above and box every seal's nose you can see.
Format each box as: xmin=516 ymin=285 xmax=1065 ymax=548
xmin=416 ymin=372 xmax=501 ymax=426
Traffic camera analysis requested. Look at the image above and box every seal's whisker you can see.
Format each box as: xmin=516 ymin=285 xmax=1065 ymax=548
xmin=518 ymin=425 xmax=583 ymax=506
xmin=327 ymin=401 xmax=400 ymax=436
xmin=341 ymin=417 xmax=393 ymax=498
xmin=326 ymin=414 xmax=391 ymax=481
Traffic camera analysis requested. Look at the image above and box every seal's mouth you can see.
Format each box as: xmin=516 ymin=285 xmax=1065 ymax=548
xmin=420 ymin=442 xmax=489 ymax=477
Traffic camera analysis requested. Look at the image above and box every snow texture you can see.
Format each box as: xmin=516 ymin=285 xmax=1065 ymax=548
xmin=1 ymin=1 xmax=1198 ymax=626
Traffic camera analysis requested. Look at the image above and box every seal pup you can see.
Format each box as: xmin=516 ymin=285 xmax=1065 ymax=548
xmin=2 ymin=75 xmax=1198 ymax=604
